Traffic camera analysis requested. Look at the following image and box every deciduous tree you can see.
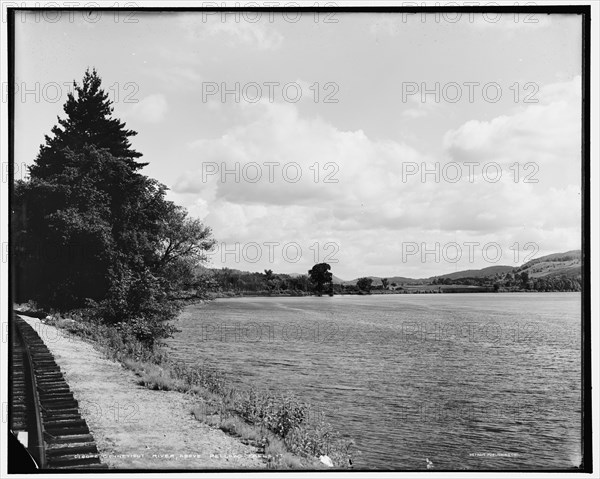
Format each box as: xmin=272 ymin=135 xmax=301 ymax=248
xmin=356 ymin=277 xmax=373 ymax=293
xmin=308 ymin=263 xmax=332 ymax=294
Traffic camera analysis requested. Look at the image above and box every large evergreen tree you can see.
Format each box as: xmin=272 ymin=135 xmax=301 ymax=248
xmin=30 ymin=68 xmax=146 ymax=179
xmin=14 ymin=69 xmax=214 ymax=345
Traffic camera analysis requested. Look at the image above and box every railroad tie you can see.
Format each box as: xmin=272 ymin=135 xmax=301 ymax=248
xmin=11 ymin=316 xmax=108 ymax=470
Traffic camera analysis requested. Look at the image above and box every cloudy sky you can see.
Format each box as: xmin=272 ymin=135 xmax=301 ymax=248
xmin=13 ymin=9 xmax=582 ymax=280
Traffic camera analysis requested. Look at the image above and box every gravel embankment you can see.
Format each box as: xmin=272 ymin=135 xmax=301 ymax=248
xmin=19 ymin=315 xmax=265 ymax=470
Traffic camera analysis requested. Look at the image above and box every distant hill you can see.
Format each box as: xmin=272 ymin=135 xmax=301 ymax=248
xmin=196 ymin=249 xmax=581 ymax=286
xmin=341 ymin=250 xmax=581 ymax=286
xmin=341 ymin=251 xmax=580 ymax=285
xmin=431 ymin=265 xmax=515 ymax=281
xmin=428 ymin=251 xmax=581 ymax=281
xmin=514 ymin=250 xmax=581 ymax=279
xmin=521 ymin=250 xmax=581 ymax=266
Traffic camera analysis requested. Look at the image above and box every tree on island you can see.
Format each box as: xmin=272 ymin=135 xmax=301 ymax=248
xmin=381 ymin=278 xmax=389 ymax=290
xmin=356 ymin=277 xmax=373 ymax=293
xmin=14 ymin=68 xmax=215 ymax=346
xmin=308 ymin=263 xmax=333 ymax=295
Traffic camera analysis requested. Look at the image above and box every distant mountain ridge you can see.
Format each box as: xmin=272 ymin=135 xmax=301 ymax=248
xmin=309 ymin=250 xmax=582 ymax=285
xmin=514 ymin=250 xmax=581 ymax=279
xmin=428 ymin=265 xmax=515 ymax=281
xmin=198 ymin=250 xmax=581 ymax=284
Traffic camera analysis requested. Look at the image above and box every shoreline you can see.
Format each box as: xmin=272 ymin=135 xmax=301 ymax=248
xmin=18 ymin=315 xmax=266 ymax=470
xmin=205 ymin=288 xmax=579 ymax=299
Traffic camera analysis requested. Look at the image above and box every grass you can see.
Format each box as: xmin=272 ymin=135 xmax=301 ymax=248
xmin=43 ymin=310 xmax=356 ymax=470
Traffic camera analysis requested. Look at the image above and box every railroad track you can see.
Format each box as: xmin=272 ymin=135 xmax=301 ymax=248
xmin=10 ymin=315 xmax=108 ymax=470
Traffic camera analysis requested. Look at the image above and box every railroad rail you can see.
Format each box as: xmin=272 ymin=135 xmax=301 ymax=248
xmin=10 ymin=315 xmax=108 ymax=470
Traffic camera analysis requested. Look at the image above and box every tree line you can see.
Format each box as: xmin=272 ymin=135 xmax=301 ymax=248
xmin=432 ymin=271 xmax=581 ymax=292
xmin=205 ymin=263 xmax=334 ymax=296
xmin=14 ymin=69 xmax=216 ymax=346
xmin=205 ymin=266 xmax=384 ymax=296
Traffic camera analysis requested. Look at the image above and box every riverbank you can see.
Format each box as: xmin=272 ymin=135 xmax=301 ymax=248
xmin=17 ymin=308 xmax=347 ymax=470
xmin=17 ymin=315 xmax=266 ymax=470
xmin=204 ymin=286 xmax=566 ymax=299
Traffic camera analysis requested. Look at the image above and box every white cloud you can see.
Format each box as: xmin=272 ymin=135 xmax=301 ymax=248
xmin=207 ymin=21 xmax=284 ymax=51
xmin=401 ymin=108 xmax=429 ymax=119
xmin=172 ymin=76 xmax=581 ymax=278
xmin=146 ymin=65 xmax=202 ymax=90
xmin=14 ymin=12 xmax=581 ymax=279
xmin=175 ymin=100 xmax=424 ymax=209
xmin=125 ymin=94 xmax=168 ymax=123
xmin=443 ymin=76 xmax=581 ymax=188
xmin=178 ymin=14 xmax=284 ymax=51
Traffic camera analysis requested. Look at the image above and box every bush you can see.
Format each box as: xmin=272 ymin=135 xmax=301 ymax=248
xmin=86 ymin=266 xmax=182 ymax=347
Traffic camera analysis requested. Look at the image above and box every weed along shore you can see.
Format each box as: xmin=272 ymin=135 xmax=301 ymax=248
xmin=18 ymin=315 xmax=265 ymax=469
xmin=19 ymin=311 xmax=352 ymax=470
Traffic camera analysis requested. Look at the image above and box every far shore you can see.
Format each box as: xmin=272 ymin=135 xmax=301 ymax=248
xmin=204 ymin=288 xmax=578 ymax=300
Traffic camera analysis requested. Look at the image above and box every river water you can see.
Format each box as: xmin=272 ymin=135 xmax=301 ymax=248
xmin=167 ymin=293 xmax=581 ymax=470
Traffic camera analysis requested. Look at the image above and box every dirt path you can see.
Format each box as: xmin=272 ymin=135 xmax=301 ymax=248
xmin=20 ymin=315 xmax=265 ymax=470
